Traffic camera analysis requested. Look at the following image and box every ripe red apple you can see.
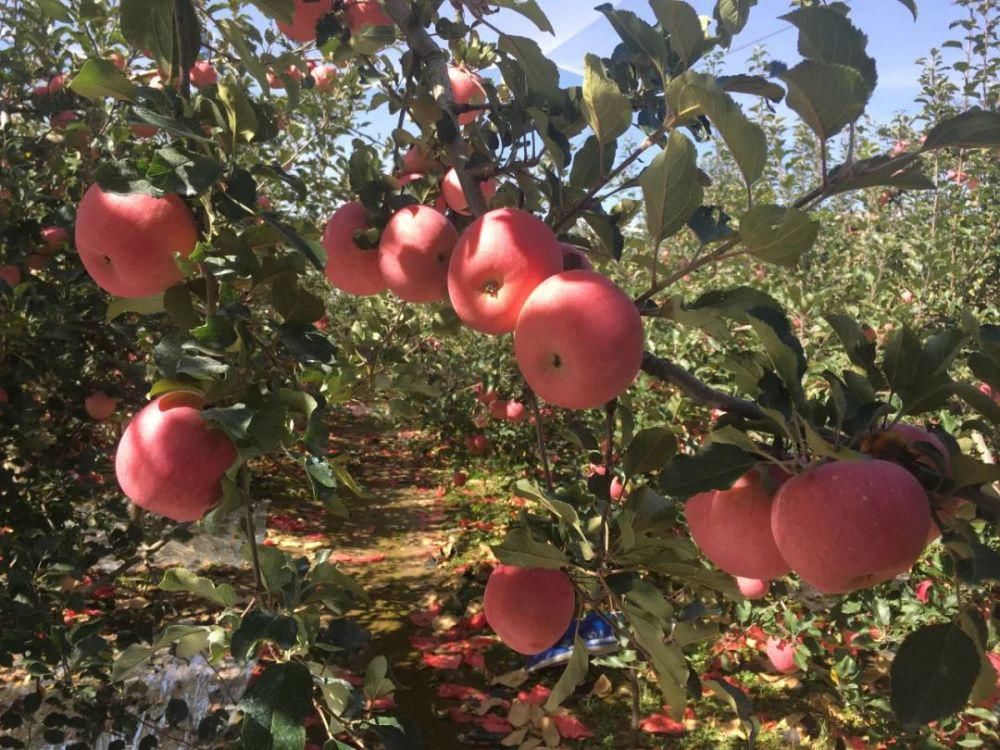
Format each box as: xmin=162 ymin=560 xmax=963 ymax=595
xmin=0 ymin=388 xmax=8 ymax=403
xmin=40 ymin=226 xmax=69 ymax=253
xmin=489 ymin=399 xmax=509 ymax=420
xmin=441 ymin=168 xmax=497 ymax=215
xmin=51 ymin=110 xmax=78 ymax=130
xmin=504 ymin=400 xmax=525 ymax=422
xmin=609 ymin=475 xmax=624 ymax=502
xmin=75 ymin=184 xmax=199 ymax=298
xmin=448 ymin=66 xmax=487 ymax=126
xmin=447 ymin=208 xmax=562 ymax=334
xmin=685 ymin=467 xmax=791 ymax=580
xmin=890 ymin=140 xmax=909 ymax=157
xmin=0 ymin=265 xmax=21 ymax=287
xmin=189 ymin=60 xmax=218 ymax=88
xmin=513 ymin=270 xmax=643 ymax=409
xmin=278 ymin=0 xmax=331 ymax=42
xmin=85 ymin=391 xmax=117 ymax=421
xmin=483 ymin=564 xmax=575 ymax=655
xmin=311 ymin=64 xmax=336 ymax=92
xmin=736 ymin=577 xmax=769 ymax=599
xmin=378 ymin=204 xmax=458 ymax=303
xmin=130 ymin=123 xmax=158 ymax=138
xmin=474 ymin=383 xmax=498 ymax=405
xmin=452 ymin=471 xmax=468 ymax=487
xmin=770 ymin=460 xmax=931 ymax=594
xmin=115 ymin=392 xmax=237 ymax=522
xmin=321 ymin=201 xmax=387 ymax=296
xmin=400 ymin=145 xmax=441 ymax=175
xmin=560 ymin=242 xmax=593 ymax=271
xmin=110 ymin=52 xmax=126 ymax=71
xmin=465 ymin=434 xmax=489 ymax=455
xmin=267 ymin=65 xmax=303 ymax=89
xmin=765 ymin=637 xmax=799 ymax=674
xmin=344 ymin=0 xmax=393 ymax=32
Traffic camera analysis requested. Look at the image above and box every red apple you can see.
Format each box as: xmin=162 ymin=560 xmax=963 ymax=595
xmin=484 ymin=564 xmax=575 ymax=655
xmin=0 ymin=388 xmax=8 ymax=403
xmin=447 ymin=208 xmax=562 ymax=334
xmin=344 ymin=0 xmax=393 ymax=32
xmin=560 ymin=242 xmax=593 ymax=271
xmin=110 ymin=52 xmax=127 ymax=71
xmin=609 ymin=475 xmax=624 ymax=502
xmin=489 ymin=399 xmax=508 ymax=420
xmin=267 ymin=65 xmax=303 ymax=89
xmin=448 ymin=65 xmax=487 ymax=126
xmin=85 ymin=391 xmax=117 ymax=421
xmin=75 ymin=184 xmax=199 ymax=298
xmin=685 ymin=467 xmax=791 ymax=580
xmin=736 ymin=577 xmax=769 ymax=599
xmin=130 ymin=123 xmax=158 ymax=138
xmin=771 ymin=460 xmax=931 ymax=594
xmin=440 ymin=168 xmax=497 ymax=215
xmin=400 ymin=145 xmax=441 ymax=175
xmin=321 ymin=201 xmax=387 ymax=296
xmin=465 ymin=434 xmax=489 ymax=455
xmin=115 ymin=392 xmax=237 ymax=522
xmin=51 ymin=110 xmax=78 ymax=130
xmin=888 ymin=423 xmax=952 ymax=475
xmin=277 ymin=0 xmax=331 ymax=43
xmin=505 ymin=400 xmax=525 ymax=422
xmin=765 ymin=636 xmax=798 ymax=674
xmin=311 ymin=63 xmax=336 ymax=92
xmin=189 ymin=60 xmax=218 ymax=88
xmin=0 ymin=265 xmax=21 ymax=287
xmin=40 ymin=226 xmax=69 ymax=253
xmin=474 ymin=383 xmax=498 ymax=405
xmin=514 ymin=270 xmax=643 ymax=409
xmin=378 ymin=204 xmax=458 ymax=303
xmin=452 ymin=471 xmax=468 ymax=487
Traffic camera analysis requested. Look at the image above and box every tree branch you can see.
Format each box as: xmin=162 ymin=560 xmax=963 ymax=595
xmin=640 ymin=351 xmax=765 ymax=420
xmin=383 ymin=0 xmax=488 ymax=217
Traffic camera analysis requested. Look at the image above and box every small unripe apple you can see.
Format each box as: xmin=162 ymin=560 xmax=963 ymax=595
xmin=441 ymin=168 xmax=497 ymax=215
xmin=85 ymin=391 xmax=117 ymax=421
xmin=277 ymin=0 xmax=331 ymax=43
xmin=321 ymin=201 xmax=387 ymax=296
xmin=448 ymin=208 xmax=562 ymax=335
xmin=765 ymin=637 xmax=799 ymax=674
xmin=686 ymin=467 xmax=791 ymax=580
xmin=484 ymin=565 xmax=575 ymax=655
xmin=189 ymin=60 xmax=218 ymax=88
xmin=378 ymin=204 xmax=458 ymax=303
xmin=514 ymin=270 xmax=644 ymax=409
xmin=448 ymin=66 xmax=487 ymax=126
xmin=75 ymin=184 xmax=199 ymax=298
xmin=115 ymin=392 xmax=237 ymax=522
xmin=770 ymin=460 xmax=931 ymax=593
xmin=736 ymin=576 xmax=769 ymax=599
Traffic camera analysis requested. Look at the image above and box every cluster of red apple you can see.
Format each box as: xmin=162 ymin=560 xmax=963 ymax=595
xmin=687 ymin=423 xmax=957 ymax=597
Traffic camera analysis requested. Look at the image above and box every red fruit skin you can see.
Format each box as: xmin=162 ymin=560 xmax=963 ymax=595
xmin=189 ymin=60 xmax=218 ymax=88
xmin=888 ymin=423 xmax=952 ymax=475
xmin=736 ymin=576 xmax=769 ymax=599
xmin=75 ymin=185 xmax=199 ymax=298
xmin=85 ymin=392 xmax=117 ymax=420
xmin=483 ymin=565 xmax=575 ymax=655
xmin=448 ymin=208 xmax=562 ymax=335
xmin=560 ymin=242 xmax=593 ymax=271
xmin=609 ymin=476 xmax=624 ymax=502
xmin=0 ymin=265 xmax=21 ymax=287
xmin=770 ymin=460 xmax=931 ymax=594
xmin=130 ymin=123 xmax=159 ymax=138
xmin=765 ymin=637 xmax=798 ymax=674
xmin=505 ymin=400 xmax=526 ymax=422
xmin=378 ymin=204 xmax=458 ymax=303
xmin=115 ymin=393 xmax=237 ymax=522
xmin=447 ymin=66 xmax=487 ymax=126
xmin=452 ymin=471 xmax=468 ymax=487
xmin=400 ymin=146 xmax=441 ymax=175
xmin=277 ymin=0 xmax=331 ymax=43
xmin=441 ymin=168 xmax=497 ymax=215
xmin=321 ymin=202 xmax=387 ymax=296
xmin=685 ymin=468 xmax=791 ymax=580
xmin=344 ymin=1 xmax=393 ymax=32
xmin=514 ymin=270 xmax=643 ymax=409
xmin=489 ymin=399 xmax=508 ymax=420
xmin=977 ymin=652 xmax=1000 ymax=708
xmin=311 ymin=64 xmax=336 ymax=92
xmin=40 ymin=226 xmax=69 ymax=254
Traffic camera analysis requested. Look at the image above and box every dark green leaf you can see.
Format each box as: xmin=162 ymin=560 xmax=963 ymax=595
xmin=650 ymin=0 xmax=706 ymax=69
xmin=779 ymin=61 xmax=870 ymax=141
xmin=595 ymin=4 xmax=670 ymax=80
xmin=159 ymin=568 xmax=236 ymax=607
xmin=921 ymin=110 xmax=1000 ymax=151
xmin=781 ymin=7 xmax=877 ymax=91
xmin=492 ymin=528 xmax=568 ymax=569
xmin=240 ymin=661 xmax=311 ymax=750
xmin=624 ymin=427 xmax=677 ymax=478
xmin=492 ymin=0 xmax=553 ymax=34
xmin=740 ymin=204 xmax=818 ymax=266
xmin=582 ymin=54 xmax=632 ymax=144
xmin=660 ymin=443 xmax=756 ymax=499
xmin=545 ymin=638 xmax=589 ymax=711
xmin=231 ymin=610 xmax=299 ymax=663
xmin=70 ymin=60 xmax=136 ymax=102
xmin=640 ymin=131 xmax=703 ymax=245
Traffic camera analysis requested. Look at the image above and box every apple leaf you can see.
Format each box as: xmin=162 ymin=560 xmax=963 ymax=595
xmin=70 ymin=59 xmax=136 ymax=102
xmin=240 ymin=661 xmax=312 ymax=750
xmin=581 ymin=54 xmax=632 ymax=145
xmin=640 ymin=131 xmax=703 ymax=246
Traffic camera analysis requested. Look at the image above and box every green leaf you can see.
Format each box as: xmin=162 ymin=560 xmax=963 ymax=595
xmin=666 ymin=72 xmax=766 ymax=187
xmin=106 ymin=293 xmax=165 ymax=321
xmin=544 ymin=637 xmax=589 ymax=711
xmin=70 ymin=60 xmax=136 ymax=102
xmin=748 ymin=306 xmax=806 ymax=403
xmin=231 ymin=609 xmax=299 ymax=663
xmin=570 ymin=136 xmax=617 ymax=189
xmin=893 ymin=0 xmax=917 ymax=20
xmin=121 ymin=0 xmax=175 ymax=75
xmin=640 ymin=131 xmax=703 ymax=245
xmin=624 ymin=427 xmax=677 ymax=478
xmin=890 ymin=623 xmax=980 ymax=729
xmin=713 ymin=0 xmax=757 ymax=36
xmin=881 ymin=325 xmax=923 ymax=392
xmin=492 ymin=0 xmax=553 ymax=34
xmin=131 ymin=107 xmax=214 ymax=142
xmin=497 ymin=34 xmax=562 ymax=105
xmin=660 ymin=443 xmax=756 ymax=499
xmin=240 ymin=661 xmax=312 ymax=750
xmin=650 ymin=0 xmax=706 ymax=69
xmin=37 ymin=0 xmax=72 ymax=21
xmin=779 ymin=61 xmax=870 ymax=141
xmin=740 ymin=204 xmax=819 ymax=266
xmin=148 ymin=146 xmax=222 ymax=197
xmin=581 ymin=54 xmax=632 ymax=144
xmin=492 ymin=528 xmax=568 ymax=569
xmin=159 ymin=568 xmax=236 ymax=607
xmin=921 ymin=110 xmax=1000 ymax=151
xmin=363 ymin=656 xmax=395 ymax=701
xmin=953 ymin=382 xmax=1000 ymax=424
xmin=218 ymin=83 xmax=259 ymax=143
xmin=781 ymin=7 xmax=877 ymax=91
xmin=625 ymin=606 xmax=688 ymax=719
xmin=826 ymin=153 xmax=934 ymax=196
xmin=595 ymin=4 xmax=670 ymax=80
xmin=717 ymin=74 xmax=785 ymax=102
